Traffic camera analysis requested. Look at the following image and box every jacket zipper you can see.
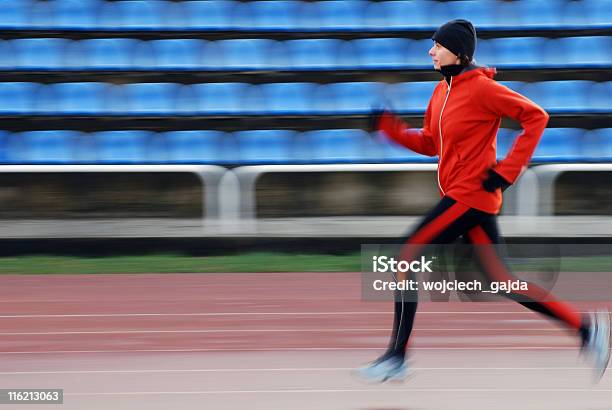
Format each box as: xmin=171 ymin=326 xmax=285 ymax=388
xmin=437 ymin=77 xmax=452 ymax=195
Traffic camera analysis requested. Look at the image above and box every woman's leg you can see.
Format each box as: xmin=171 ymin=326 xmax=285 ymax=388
xmin=465 ymin=215 xmax=589 ymax=341
xmin=384 ymin=196 xmax=491 ymax=360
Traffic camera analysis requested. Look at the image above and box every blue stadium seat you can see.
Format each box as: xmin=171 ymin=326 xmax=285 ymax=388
xmin=323 ymin=82 xmax=386 ymax=115
xmin=553 ymin=36 xmax=612 ymax=67
xmin=404 ymin=39 xmax=437 ymax=67
xmin=15 ymin=130 xmax=80 ymax=164
xmin=33 ymin=84 xmax=59 ymax=115
xmin=478 ymin=37 xmax=548 ymax=68
xmin=0 ymin=82 xmax=38 ymax=114
xmin=581 ymin=0 xmax=612 ymax=26
xmin=50 ymin=0 xmax=99 ymax=29
xmin=306 ymin=129 xmax=372 ymax=163
xmin=584 ymin=129 xmax=612 ymax=160
xmin=356 ymin=131 xmax=386 ymax=162
xmin=156 ymin=2 xmax=185 ymax=30
xmin=149 ymin=39 xmax=206 ymax=69
xmin=168 ymin=85 xmax=197 ymax=116
xmin=217 ymin=39 xmax=277 ymax=70
xmin=145 ymin=132 xmax=168 ymax=163
xmin=377 ymin=136 xmax=423 ymax=162
xmin=591 ymin=82 xmax=612 ymax=112
xmin=474 ymin=38 xmax=494 ymax=65
xmin=0 ymin=1 xmax=30 ymax=28
xmin=94 ymin=130 xmax=151 ymax=163
xmin=79 ymin=39 xmax=140 ymax=70
xmin=236 ymin=85 xmax=264 ymax=116
xmin=1 ymin=132 xmax=20 ymax=163
xmin=354 ymin=38 xmax=413 ymax=69
xmin=100 ymin=0 xmax=168 ymax=29
xmin=234 ymin=130 xmax=296 ymax=164
xmin=164 ymin=130 xmax=226 ymax=164
xmin=46 ymin=82 xmax=111 ymax=115
xmin=238 ymin=1 xmax=301 ymax=29
xmin=259 ymin=83 xmax=317 ymax=115
xmin=561 ymin=0 xmax=585 ymax=26
xmin=28 ymin=0 xmax=54 ymax=28
xmin=521 ymin=81 xmax=594 ymax=113
xmin=496 ymin=129 xmax=518 ymax=159
xmin=372 ymin=1 xmax=435 ymax=29
xmin=0 ymin=40 xmax=16 ymax=69
xmin=122 ymin=83 xmax=182 ymax=115
xmin=192 ymin=42 xmax=229 ymax=71
xmin=286 ymin=39 xmax=345 ymax=70
xmin=306 ymin=0 xmax=367 ymax=29
xmin=498 ymin=81 xmax=526 ymax=94
xmin=510 ymin=0 xmax=569 ymax=27
xmin=0 ymin=130 xmax=8 ymax=163
xmin=130 ymin=41 xmax=158 ymax=70
xmin=386 ymin=82 xmax=439 ymax=113
xmin=180 ymin=0 xmax=236 ymax=29
xmin=532 ymin=128 xmax=584 ymax=162
xmin=435 ymin=0 xmax=500 ymax=28
xmin=192 ymin=83 xmax=249 ymax=115
xmin=12 ymin=38 xmax=71 ymax=70
xmin=308 ymin=86 xmax=335 ymax=114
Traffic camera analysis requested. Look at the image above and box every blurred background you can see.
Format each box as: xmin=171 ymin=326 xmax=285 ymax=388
xmin=0 ymin=0 xmax=611 ymax=251
xmin=0 ymin=3 xmax=611 ymax=408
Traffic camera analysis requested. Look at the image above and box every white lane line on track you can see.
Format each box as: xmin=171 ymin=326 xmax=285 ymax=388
xmin=0 ymin=311 xmax=593 ymax=318
xmin=0 ymin=328 xmax=564 ymax=336
xmin=63 ymin=388 xmax=612 ymax=396
xmin=0 ymin=347 xmax=580 ymax=354
xmin=0 ymin=367 xmax=594 ymax=375
xmin=0 ymin=312 xmax=389 ymax=318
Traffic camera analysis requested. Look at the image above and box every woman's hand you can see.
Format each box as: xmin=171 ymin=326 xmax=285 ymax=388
xmin=482 ymin=168 xmax=511 ymax=192
xmin=368 ymin=107 xmax=388 ymax=133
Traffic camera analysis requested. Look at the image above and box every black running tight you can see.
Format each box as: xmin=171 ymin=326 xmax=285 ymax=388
xmin=386 ymin=196 xmax=587 ymax=359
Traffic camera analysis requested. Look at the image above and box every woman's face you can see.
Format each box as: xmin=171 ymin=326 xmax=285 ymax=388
xmin=429 ymin=42 xmax=460 ymax=70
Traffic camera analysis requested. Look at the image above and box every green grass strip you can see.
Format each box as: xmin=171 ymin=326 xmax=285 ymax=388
xmin=0 ymin=253 xmax=609 ymax=274
xmin=0 ymin=253 xmax=362 ymax=274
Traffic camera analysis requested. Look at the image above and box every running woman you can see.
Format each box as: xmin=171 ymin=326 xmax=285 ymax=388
xmin=355 ymin=19 xmax=610 ymax=382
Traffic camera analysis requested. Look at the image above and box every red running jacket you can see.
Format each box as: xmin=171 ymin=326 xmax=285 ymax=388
xmin=378 ymin=67 xmax=549 ymax=215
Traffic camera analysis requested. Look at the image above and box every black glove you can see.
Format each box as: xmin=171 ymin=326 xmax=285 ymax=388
xmin=368 ymin=107 xmax=386 ymax=133
xmin=368 ymin=99 xmax=398 ymax=133
xmin=482 ymin=169 xmax=511 ymax=192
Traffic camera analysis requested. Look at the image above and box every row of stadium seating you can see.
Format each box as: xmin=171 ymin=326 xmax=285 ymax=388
xmin=2 ymin=0 xmax=611 ymax=30
xmin=1 ymin=37 xmax=610 ymax=70
xmin=1 ymin=81 xmax=609 ymax=115
xmin=1 ymin=128 xmax=610 ymax=165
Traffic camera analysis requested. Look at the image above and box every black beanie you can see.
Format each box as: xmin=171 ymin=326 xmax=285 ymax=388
xmin=432 ymin=19 xmax=477 ymax=61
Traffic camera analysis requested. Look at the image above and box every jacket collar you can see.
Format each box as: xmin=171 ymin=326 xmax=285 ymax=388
xmin=442 ymin=65 xmax=497 ymax=85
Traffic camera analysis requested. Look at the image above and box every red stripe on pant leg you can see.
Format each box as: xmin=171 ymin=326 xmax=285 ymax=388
xmin=468 ymin=225 xmax=582 ymax=330
xmin=407 ymin=202 xmax=470 ymax=245
xmin=396 ymin=202 xmax=470 ymax=282
xmin=395 ymin=201 xmax=471 ymax=351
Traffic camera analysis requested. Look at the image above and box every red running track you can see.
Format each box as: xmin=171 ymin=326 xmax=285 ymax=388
xmin=0 ymin=272 xmax=607 ymax=353
xmin=0 ymin=272 xmax=610 ymax=410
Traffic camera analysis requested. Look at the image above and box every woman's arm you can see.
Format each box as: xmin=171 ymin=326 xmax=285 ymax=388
xmin=476 ymin=80 xmax=549 ymax=184
xmin=375 ymin=101 xmax=438 ymax=157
